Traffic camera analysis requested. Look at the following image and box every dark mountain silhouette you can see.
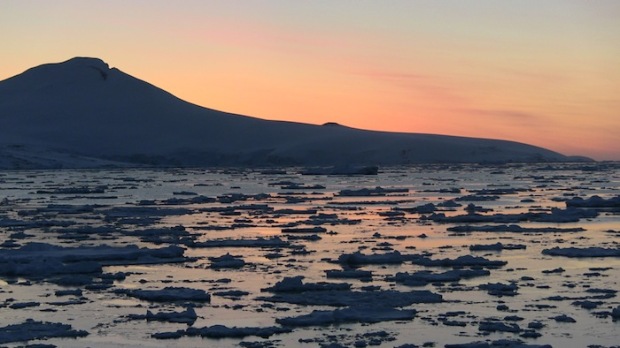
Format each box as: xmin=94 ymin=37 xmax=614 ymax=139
xmin=0 ymin=57 xmax=580 ymax=169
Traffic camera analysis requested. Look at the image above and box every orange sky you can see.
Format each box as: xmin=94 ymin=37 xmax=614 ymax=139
xmin=1 ymin=1 xmax=619 ymax=160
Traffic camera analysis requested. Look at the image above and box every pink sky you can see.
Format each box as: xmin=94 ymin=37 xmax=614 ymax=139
xmin=1 ymin=1 xmax=619 ymax=160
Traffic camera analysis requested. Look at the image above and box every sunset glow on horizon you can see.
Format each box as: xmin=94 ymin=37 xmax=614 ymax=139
xmin=2 ymin=1 xmax=619 ymax=160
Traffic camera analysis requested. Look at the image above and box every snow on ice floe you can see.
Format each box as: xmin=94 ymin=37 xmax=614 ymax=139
xmin=128 ymin=306 xmax=198 ymax=325
xmin=411 ymin=254 xmax=507 ymax=268
xmin=262 ymin=276 xmax=351 ymax=292
xmin=337 ymin=250 xmax=419 ymax=265
xmin=118 ymin=287 xmax=211 ymax=302
xmin=152 ymin=324 xmax=292 ymax=340
xmin=281 ymin=226 xmax=327 ymax=234
xmin=565 ymin=195 xmax=620 ymax=208
xmin=469 ymin=242 xmax=526 ymax=251
xmin=478 ymin=320 xmax=521 ymax=333
xmin=208 ymin=253 xmax=246 ymax=269
xmin=479 ymin=282 xmax=519 ymax=297
xmin=388 ymin=269 xmax=491 ymax=286
xmin=0 ymin=243 xmax=186 ymax=279
xmin=0 ymin=319 xmax=88 ymax=344
xmin=325 ymin=269 xmax=373 ymax=280
xmin=337 ymin=187 xmax=409 ymax=197
xmin=448 ymin=224 xmax=585 ymax=233
xmin=258 ymin=287 xmax=442 ymax=307
xmin=445 ymin=339 xmax=552 ymax=348
xmin=188 ymin=236 xmax=291 ymax=248
xmin=550 ymin=314 xmax=577 ymax=323
xmin=299 ymin=165 xmax=379 ymax=175
xmin=426 ymin=207 xmax=598 ymax=223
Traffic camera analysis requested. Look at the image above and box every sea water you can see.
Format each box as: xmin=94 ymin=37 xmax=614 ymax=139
xmin=0 ymin=163 xmax=618 ymax=347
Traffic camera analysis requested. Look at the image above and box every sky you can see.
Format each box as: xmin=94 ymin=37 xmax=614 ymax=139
xmin=1 ymin=1 xmax=619 ymax=160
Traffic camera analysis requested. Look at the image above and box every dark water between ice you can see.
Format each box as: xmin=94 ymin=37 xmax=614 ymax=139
xmin=0 ymin=163 xmax=619 ymax=347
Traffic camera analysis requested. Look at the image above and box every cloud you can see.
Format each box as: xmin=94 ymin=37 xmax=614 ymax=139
xmin=349 ymin=69 xmax=467 ymax=106
xmin=462 ymin=109 xmax=538 ymax=121
xmin=351 ymin=71 xmax=430 ymax=82
xmin=452 ymin=108 xmax=545 ymax=137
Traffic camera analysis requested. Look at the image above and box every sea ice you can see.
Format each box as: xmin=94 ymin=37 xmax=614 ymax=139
xmin=1 ymin=164 xmax=618 ymax=347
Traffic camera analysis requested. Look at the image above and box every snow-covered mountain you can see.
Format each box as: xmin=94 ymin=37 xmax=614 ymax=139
xmin=0 ymin=57 xmax=580 ymax=169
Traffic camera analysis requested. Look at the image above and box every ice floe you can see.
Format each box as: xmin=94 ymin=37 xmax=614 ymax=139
xmin=448 ymin=224 xmax=585 ymax=233
xmin=565 ymin=195 xmax=620 ymax=208
xmin=209 ymin=253 xmax=246 ymax=269
xmin=389 ymin=269 xmax=490 ymax=286
xmin=0 ymin=243 xmax=186 ymax=279
xmin=469 ymin=242 xmax=526 ymax=251
xmin=479 ymin=282 xmax=519 ymax=297
xmin=542 ymin=247 xmax=620 ymax=258
xmin=426 ymin=207 xmax=598 ymax=223
xmin=338 ymin=250 xmax=417 ymax=265
xmin=412 ymin=254 xmax=507 ymax=268
xmin=152 ymin=325 xmax=292 ymax=339
xmin=0 ymin=319 xmax=88 ymax=344
xmin=337 ymin=187 xmax=408 ymax=197
xmin=277 ymin=307 xmax=416 ymax=326
xmin=119 ymin=287 xmax=211 ymax=302
xmin=445 ymin=339 xmax=552 ymax=348
xmin=258 ymin=288 xmax=442 ymax=307
xmin=129 ymin=306 xmax=197 ymax=324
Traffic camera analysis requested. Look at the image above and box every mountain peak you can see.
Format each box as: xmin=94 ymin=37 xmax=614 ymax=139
xmin=60 ymin=57 xmax=111 ymax=80
xmin=0 ymin=57 xmax=113 ymax=91
xmin=28 ymin=56 xmax=111 ymax=75
xmin=63 ymin=56 xmax=109 ymax=72
xmin=63 ymin=56 xmax=109 ymax=67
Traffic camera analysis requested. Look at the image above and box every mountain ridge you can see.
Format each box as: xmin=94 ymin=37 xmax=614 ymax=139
xmin=0 ymin=57 xmax=588 ymax=169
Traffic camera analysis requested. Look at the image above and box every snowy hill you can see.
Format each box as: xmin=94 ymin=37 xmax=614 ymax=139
xmin=0 ymin=57 xmax=579 ymax=169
